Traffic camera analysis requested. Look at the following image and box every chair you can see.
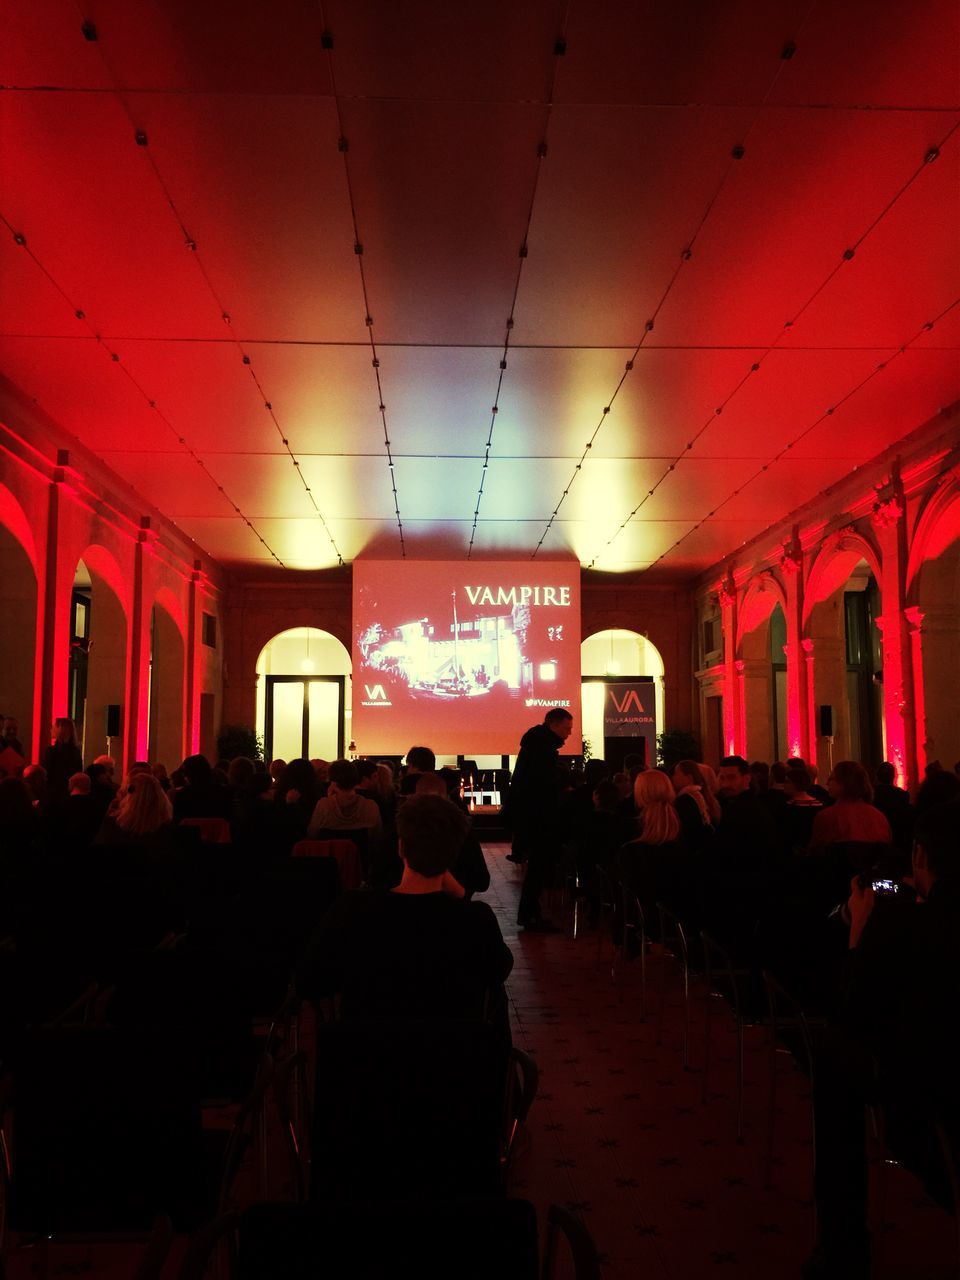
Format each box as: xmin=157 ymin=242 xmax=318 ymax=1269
xmin=7 ymin=1025 xmax=209 ymax=1236
xmin=762 ymin=970 xmax=823 ymax=1189
xmin=656 ymin=902 xmax=695 ymax=1069
xmin=700 ymin=931 xmax=753 ymax=1141
xmin=4 ymin=1036 xmax=272 ymax=1276
xmin=309 ymin=827 xmax=370 ymax=876
xmin=934 ymin=1116 xmax=960 ymax=1273
xmin=310 ymin=1018 xmax=516 ymax=1200
xmin=175 ymin=1198 xmax=601 ymax=1280
xmin=503 ymin=1047 xmax=540 ymax=1172
xmin=292 ymin=837 xmax=362 ymax=889
xmin=180 ymin=816 xmax=232 ymax=844
xmin=594 ymin=865 xmax=618 ymax=967
xmin=615 ymin=884 xmax=647 ymax=1018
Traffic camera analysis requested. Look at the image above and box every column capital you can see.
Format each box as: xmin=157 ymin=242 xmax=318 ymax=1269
xmin=717 ymin=578 xmax=736 ymax=609
xmin=779 ymin=543 xmax=802 ymax=576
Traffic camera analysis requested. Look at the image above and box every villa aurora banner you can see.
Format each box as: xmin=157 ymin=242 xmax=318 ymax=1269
xmin=603 ymin=681 xmax=656 ymax=739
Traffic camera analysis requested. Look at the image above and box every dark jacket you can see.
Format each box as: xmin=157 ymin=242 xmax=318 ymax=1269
xmin=502 ymin=722 xmax=563 ymax=831
xmin=41 ymin=741 xmax=83 ymax=802
xmin=298 ymin=890 xmax=513 ymax=1020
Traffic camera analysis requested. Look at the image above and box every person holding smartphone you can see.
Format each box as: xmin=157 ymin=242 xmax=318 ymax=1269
xmin=803 ymin=800 xmax=960 ymax=1279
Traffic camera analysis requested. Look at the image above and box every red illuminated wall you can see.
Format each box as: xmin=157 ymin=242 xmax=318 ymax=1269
xmin=695 ymin=407 xmax=960 ymax=789
xmin=0 ymin=378 xmax=224 ymax=771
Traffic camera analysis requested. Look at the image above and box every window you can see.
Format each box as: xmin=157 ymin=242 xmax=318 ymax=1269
xmin=202 ymin=612 xmax=217 ymax=648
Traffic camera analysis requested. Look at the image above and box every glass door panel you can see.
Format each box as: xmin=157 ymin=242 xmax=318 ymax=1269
xmin=271 ymin=680 xmax=305 ymax=761
xmin=308 ymin=681 xmax=341 ymax=760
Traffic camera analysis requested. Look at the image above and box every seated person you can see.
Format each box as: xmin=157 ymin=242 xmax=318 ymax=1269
xmin=172 ymin=753 xmax=234 ymax=824
xmin=617 ymin=770 xmax=691 ymax=940
xmin=298 ymin=794 xmax=512 ymax=1020
xmin=307 ymin=758 xmax=382 ymax=840
xmin=809 ymin=761 xmax=891 ymax=851
xmin=805 ymin=800 xmax=960 ymax=1279
xmin=400 ymin=744 xmax=436 ymax=796
xmin=781 ymin=765 xmax=823 ymax=853
xmin=413 ymin=772 xmax=490 ymax=897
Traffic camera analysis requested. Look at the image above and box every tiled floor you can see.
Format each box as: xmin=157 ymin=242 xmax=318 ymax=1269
xmin=6 ymin=847 xmax=955 ymax=1278
xmin=486 ymin=843 xmax=957 ymax=1280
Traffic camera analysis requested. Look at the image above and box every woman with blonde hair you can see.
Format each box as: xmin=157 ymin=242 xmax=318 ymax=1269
xmin=617 ymin=770 xmax=691 ymax=940
xmin=632 ymin=769 xmax=680 ymax=844
xmin=96 ymin=772 xmax=173 ymax=844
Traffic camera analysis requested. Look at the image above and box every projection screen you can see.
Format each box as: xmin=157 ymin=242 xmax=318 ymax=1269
xmin=352 ymin=560 xmax=581 ymax=756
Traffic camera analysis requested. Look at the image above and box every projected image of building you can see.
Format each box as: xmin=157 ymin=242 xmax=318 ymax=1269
xmin=359 ymin=593 xmax=554 ymax=702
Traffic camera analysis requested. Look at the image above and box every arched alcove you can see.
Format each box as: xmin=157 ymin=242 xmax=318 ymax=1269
xmin=908 ymin=483 xmax=960 ymax=770
xmin=580 ymin=629 xmax=664 ymax=766
xmin=0 ymin=502 xmax=39 ymax=762
xmin=736 ymin=574 xmax=788 ymax=761
xmin=256 ymin=627 xmax=351 ymax=764
xmin=805 ymin=545 xmax=883 ymax=772
xmin=148 ymin=597 xmax=186 ymax=769
xmin=70 ymin=550 xmax=128 ymax=762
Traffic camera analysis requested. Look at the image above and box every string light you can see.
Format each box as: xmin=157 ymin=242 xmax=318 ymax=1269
xmin=576 ymin=127 xmax=960 ymax=572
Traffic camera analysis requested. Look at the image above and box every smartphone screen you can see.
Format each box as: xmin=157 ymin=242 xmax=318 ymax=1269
xmin=871 ymin=879 xmax=900 ymax=895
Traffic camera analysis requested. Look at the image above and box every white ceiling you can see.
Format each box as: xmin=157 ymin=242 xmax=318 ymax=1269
xmin=1 ymin=0 xmax=958 ymax=577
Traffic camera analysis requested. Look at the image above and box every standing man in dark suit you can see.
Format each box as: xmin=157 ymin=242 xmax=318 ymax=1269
xmin=503 ymin=707 xmax=572 ymax=932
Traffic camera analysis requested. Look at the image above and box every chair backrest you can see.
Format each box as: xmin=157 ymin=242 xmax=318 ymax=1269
xmin=656 ymin=902 xmax=690 ymax=967
xmin=233 ymin=1198 xmax=540 ymax=1280
xmin=292 ymin=838 xmax=362 ymax=890
xmin=180 ymin=816 xmax=232 ymax=844
xmin=311 ymin=1019 xmax=508 ymax=1200
xmin=701 ymin=930 xmax=744 ymax=1018
xmin=762 ymin=969 xmax=816 ymax=1082
xmin=9 ymin=1025 xmax=207 ymax=1234
xmin=310 ymin=825 xmax=369 ymax=856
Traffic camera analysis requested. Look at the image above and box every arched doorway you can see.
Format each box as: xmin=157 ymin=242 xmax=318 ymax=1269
xmin=148 ymin=597 xmax=186 ymax=769
xmin=69 ymin=552 xmax=128 ymax=763
xmin=908 ymin=489 xmax=960 ymax=772
xmin=805 ymin=545 xmax=883 ymax=774
xmin=0 ymin=492 xmax=39 ymax=763
xmin=581 ymin=629 xmax=664 ymax=769
xmin=256 ymin=628 xmax=351 ymax=764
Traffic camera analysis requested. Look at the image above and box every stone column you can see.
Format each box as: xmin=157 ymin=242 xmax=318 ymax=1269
xmin=39 ymin=451 xmax=73 ymax=741
xmin=780 ymin=539 xmax=807 ymax=760
xmin=719 ymin=580 xmax=738 ymax=755
xmin=125 ymin=517 xmax=156 ymax=764
xmin=871 ymin=485 xmax=917 ymax=789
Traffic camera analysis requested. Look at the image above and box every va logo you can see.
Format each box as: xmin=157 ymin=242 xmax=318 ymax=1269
xmin=609 ymin=689 xmax=645 ymax=713
xmin=364 ymin=684 xmax=388 ymax=701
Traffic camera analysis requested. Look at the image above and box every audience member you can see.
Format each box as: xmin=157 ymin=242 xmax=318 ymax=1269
xmin=914 ymin=767 xmax=960 ymax=815
xmin=22 ymin=764 xmax=49 ymax=813
xmin=308 ymin=758 xmax=382 ymax=840
xmin=95 ymin=772 xmax=175 ymax=846
xmin=805 ymin=801 xmax=960 ymax=1278
xmin=41 ymin=718 xmax=83 ymax=803
xmin=2 ymin=716 xmax=25 ymax=756
xmin=618 ymin=770 xmax=691 ymax=940
xmin=781 ymin=765 xmax=823 ymax=853
xmin=298 ymin=793 xmax=512 ymax=1020
xmin=671 ymin=758 xmax=719 ymax=849
xmin=172 ymin=753 xmax=234 ymax=824
xmin=273 ymin=757 xmax=323 ymax=850
xmin=400 ymin=745 xmax=436 ymax=795
xmin=414 ymin=772 xmax=490 ymax=898
xmin=715 ymin=755 xmax=781 ymax=859
xmin=809 ymin=761 xmax=891 ymax=851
